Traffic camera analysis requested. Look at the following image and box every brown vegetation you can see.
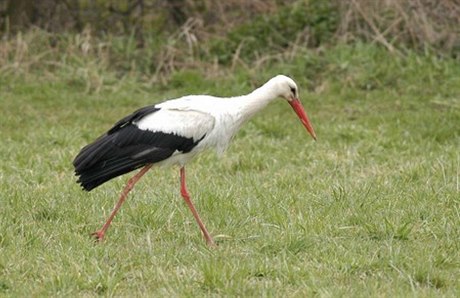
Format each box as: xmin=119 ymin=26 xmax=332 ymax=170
xmin=1 ymin=0 xmax=458 ymax=53
xmin=0 ymin=0 xmax=458 ymax=83
xmin=337 ymin=0 xmax=460 ymax=55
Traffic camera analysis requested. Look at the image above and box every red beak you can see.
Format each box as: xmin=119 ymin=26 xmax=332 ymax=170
xmin=288 ymin=98 xmax=317 ymax=140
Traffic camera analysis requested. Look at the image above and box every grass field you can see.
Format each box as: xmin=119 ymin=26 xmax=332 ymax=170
xmin=1 ymin=44 xmax=459 ymax=296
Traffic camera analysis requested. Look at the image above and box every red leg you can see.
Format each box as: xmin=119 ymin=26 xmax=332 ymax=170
xmin=92 ymin=165 xmax=153 ymax=241
xmin=180 ymin=167 xmax=216 ymax=246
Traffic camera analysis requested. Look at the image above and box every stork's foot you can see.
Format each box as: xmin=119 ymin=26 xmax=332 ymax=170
xmin=206 ymin=238 xmax=217 ymax=248
xmin=91 ymin=230 xmax=105 ymax=242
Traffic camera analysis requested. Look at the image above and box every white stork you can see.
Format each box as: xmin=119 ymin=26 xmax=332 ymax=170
xmin=73 ymin=75 xmax=316 ymax=246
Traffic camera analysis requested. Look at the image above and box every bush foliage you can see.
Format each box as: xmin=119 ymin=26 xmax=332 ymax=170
xmin=0 ymin=0 xmax=459 ymax=83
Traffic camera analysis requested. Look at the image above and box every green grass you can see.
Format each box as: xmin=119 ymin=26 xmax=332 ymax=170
xmin=1 ymin=44 xmax=459 ymax=296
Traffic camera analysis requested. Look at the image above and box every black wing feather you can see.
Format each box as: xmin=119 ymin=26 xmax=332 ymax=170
xmin=73 ymin=107 xmax=204 ymax=191
xmin=108 ymin=105 xmax=160 ymax=134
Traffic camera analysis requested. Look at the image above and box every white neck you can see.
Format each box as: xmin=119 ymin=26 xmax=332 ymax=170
xmin=207 ymin=82 xmax=280 ymax=156
xmin=230 ymin=81 xmax=280 ymax=125
xmin=201 ymin=76 xmax=292 ymax=155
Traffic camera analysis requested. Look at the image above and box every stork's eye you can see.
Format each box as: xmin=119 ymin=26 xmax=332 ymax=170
xmin=290 ymin=87 xmax=296 ymax=95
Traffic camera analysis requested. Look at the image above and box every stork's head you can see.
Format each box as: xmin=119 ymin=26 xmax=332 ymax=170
xmin=270 ymin=75 xmax=317 ymax=140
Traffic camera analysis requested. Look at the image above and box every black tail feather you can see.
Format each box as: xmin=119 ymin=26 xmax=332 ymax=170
xmin=73 ymin=128 xmax=174 ymax=191
xmin=73 ymin=119 xmax=203 ymax=191
xmin=75 ymin=156 xmax=145 ymax=191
